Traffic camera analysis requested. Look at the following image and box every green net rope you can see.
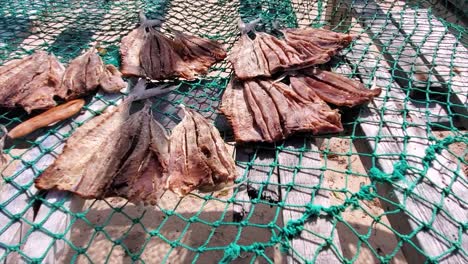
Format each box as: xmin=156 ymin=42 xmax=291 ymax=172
xmin=0 ymin=0 xmax=467 ymax=263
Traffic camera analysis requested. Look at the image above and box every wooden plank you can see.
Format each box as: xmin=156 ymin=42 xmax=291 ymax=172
xmin=341 ymin=18 xmax=468 ymax=263
xmin=383 ymin=6 xmax=468 ymax=128
xmin=21 ymin=194 xmax=84 ymax=264
xmin=0 ymin=150 xmax=40 ymax=263
xmin=278 ymin=138 xmax=342 ymax=263
xmin=232 ymin=146 xmax=279 ymax=222
xmin=352 ymin=1 xmax=443 ymax=97
xmin=232 ymin=147 xmax=252 ymax=222
xmin=353 ymin=0 xmax=466 ymax=128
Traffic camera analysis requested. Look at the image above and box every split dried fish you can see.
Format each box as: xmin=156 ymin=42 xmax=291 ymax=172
xmin=229 ymin=20 xmax=354 ymax=79
xmin=105 ymin=104 xmax=169 ymax=205
xmin=166 ymin=106 xmax=237 ymax=196
xmin=34 ymin=79 xmax=175 ymax=204
xmin=61 ymin=48 xmax=126 ymax=100
xmin=221 ymin=77 xmax=343 ymax=143
xmin=99 ymin=65 xmax=127 ymax=93
xmin=221 ymin=69 xmax=381 ymax=143
xmin=295 ymin=68 xmax=382 ymax=107
xmin=0 ymin=49 xmax=125 ymax=113
xmin=0 ymin=51 xmax=66 ymax=113
xmin=33 ymin=78 xmax=237 ymax=203
xmin=120 ymin=12 xmax=226 ymax=80
xmin=34 ymin=99 xmax=135 ymax=198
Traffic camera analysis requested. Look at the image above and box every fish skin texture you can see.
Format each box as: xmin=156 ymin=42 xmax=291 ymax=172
xmin=221 ymin=68 xmax=381 ymax=143
xmin=166 ymin=107 xmax=237 ymax=196
xmin=120 ymin=24 xmax=226 ymax=80
xmin=0 ymin=51 xmax=66 ymax=113
xmin=229 ymin=27 xmax=354 ymax=79
xmin=0 ymin=49 xmax=125 ymax=112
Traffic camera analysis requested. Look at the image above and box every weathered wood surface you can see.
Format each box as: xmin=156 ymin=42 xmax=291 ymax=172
xmin=352 ymin=0 xmax=442 ymax=94
xmin=353 ymin=0 xmax=467 ymax=128
xmin=278 ymin=138 xmax=342 ymax=263
xmin=232 ymin=146 xmax=279 ymax=222
xmin=0 ymin=147 xmax=41 ymax=263
xmin=21 ymin=194 xmax=84 ymax=264
xmin=384 ymin=5 xmax=468 ymax=128
xmin=341 ymin=17 xmax=468 ymax=263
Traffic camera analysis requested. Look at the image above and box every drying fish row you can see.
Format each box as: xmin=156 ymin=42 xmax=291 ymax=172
xmin=34 ymin=82 xmax=236 ymax=205
xmin=0 ymin=48 xmax=125 ymax=113
xmin=1 ymin=12 xmax=232 ymax=203
xmin=1 ymin=13 xmax=382 ymax=205
xmin=229 ymin=24 xmax=354 ymax=79
xmin=221 ymin=20 xmax=381 ymax=143
xmin=0 ymin=18 xmax=225 ymax=114
xmin=221 ymin=69 xmax=381 ymax=143
xmin=0 ymin=13 xmax=226 ymax=139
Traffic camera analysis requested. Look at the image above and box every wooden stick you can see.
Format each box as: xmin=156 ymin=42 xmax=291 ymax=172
xmin=8 ymin=99 xmax=85 ymax=139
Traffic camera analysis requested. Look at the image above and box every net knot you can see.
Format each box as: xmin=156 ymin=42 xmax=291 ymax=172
xmin=324 ymin=204 xmax=346 ymax=216
xmin=220 ymin=243 xmax=242 ymax=264
xmin=369 ymin=161 xmax=407 ymax=183
xmin=248 ymin=242 xmax=266 ymax=255
xmin=282 ymin=218 xmax=305 ymax=239
xmin=304 ymin=204 xmax=322 ymax=218
xmin=353 ymin=184 xmax=376 ymax=201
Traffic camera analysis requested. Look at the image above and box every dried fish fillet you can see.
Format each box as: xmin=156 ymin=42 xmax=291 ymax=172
xmin=120 ymin=26 xmax=147 ymax=77
xmin=106 ymin=105 xmax=169 ymax=205
xmin=61 ymin=48 xmax=108 ymax=100
xmin=0 ymin=51 xmax=66 ymax=113
xmin=120 ymin=12 xmax=226 ymax=80
xmin=99 ymin=65 xmax=127 ymax=93
xmin=0 ymin=49 xmax=124 ymax=112
xmin=173 ymin=31 xmax=227 ymax=74
xmin=166 ymin=106 xmax=237 ymax=196
xmin=139 ymin=28 xmax=196 ymax=80
xmin=220 ymin=77 xmax=343 ymax=143
xmin=219 ymin=79 xmax=263 ymax=143
xmin=34 ymin=101 xmax=134 ymax=198
xmin=228 ymin=22 xmax=354 ymax=79
xmin=282 ymin=28 xmax=354 ymax=58
xmin=34 ymin=80 xmax=173 ymax=204
xmin=297 ymin=68 xmax=382 ymax=107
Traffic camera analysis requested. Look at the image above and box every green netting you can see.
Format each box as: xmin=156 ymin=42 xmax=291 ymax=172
xmin=0 ymin=0 xmax=467 ymax=263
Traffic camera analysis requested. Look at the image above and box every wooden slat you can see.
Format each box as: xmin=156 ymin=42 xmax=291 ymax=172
xmin=341 ymin=18 xmax=468 ymax=263
xmin=384 ymin=7 xmax=468 ymax=128
xmin=21 ymin=194 xmax=84 ymax=264
xmin=352 ymin=0 xmax=443 ymax=94
xmin=278 ymin=138 xmax=342 ymax=263
xmin=353 ymin=0 xmax=466 ymax=128
xmin=232 ymin=145 xmax=283 ymax=263
xmin=232 ymin=147 xmax=252 ymax=222
xmin=232 ymin=146 xmax=279 ymax=222
xmin=0 ymin=150 xmax=40 ymax=263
